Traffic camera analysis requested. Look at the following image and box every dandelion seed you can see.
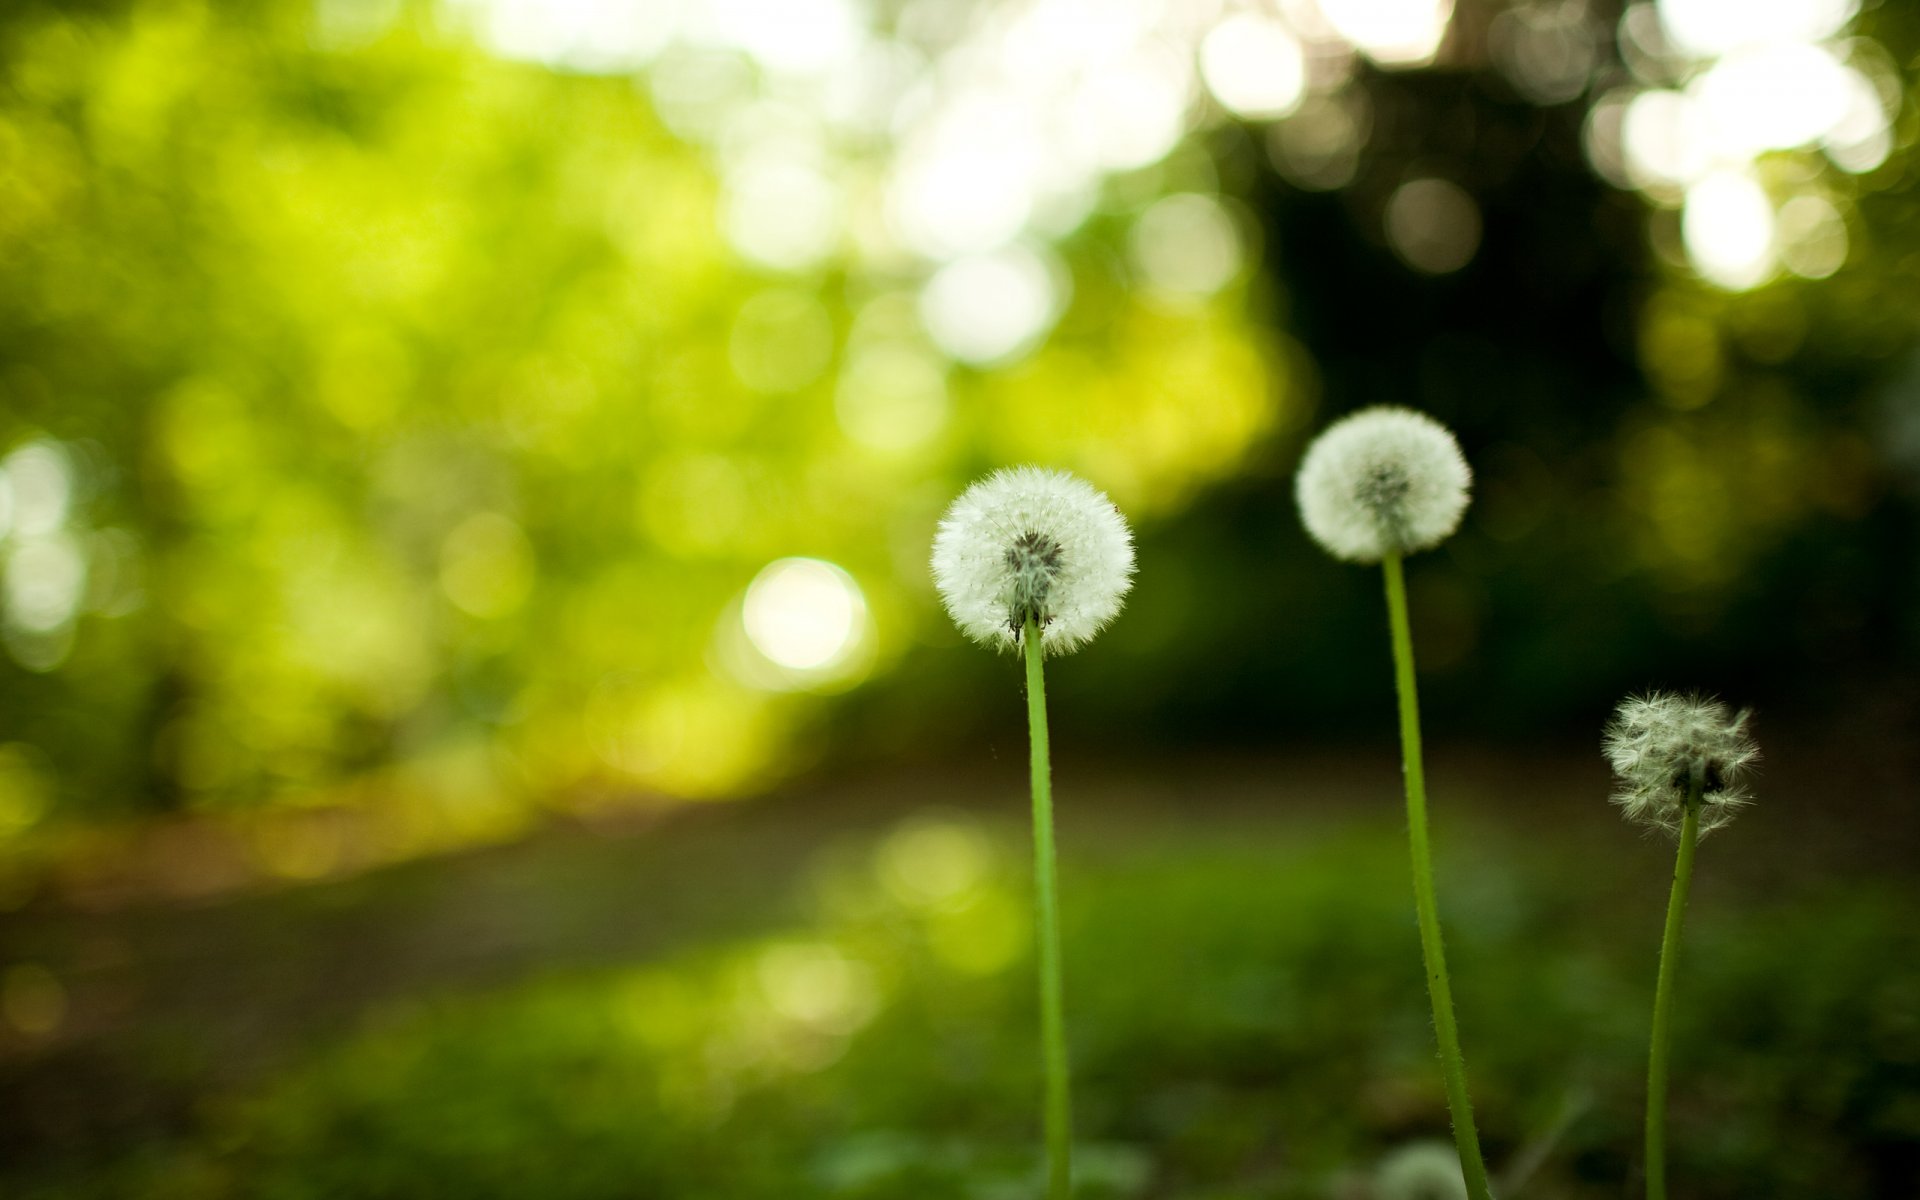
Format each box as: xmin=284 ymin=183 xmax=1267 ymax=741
xmin=931 ymin=466 xmax=1135 ymax=657
xmin=1604 ymin=692 xmax=1759 ymax=837
xmin=1295 ymin=406 xmax=1472 ymax=563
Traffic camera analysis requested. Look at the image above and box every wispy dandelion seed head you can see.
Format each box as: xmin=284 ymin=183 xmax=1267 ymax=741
xmin=1295 ymin=406 xmax=1472 ymax=563
xmin=931 ymin=466 xmax=1134 ymax=657
xmin=1604 ymin=692 xmax=1759 ymax=837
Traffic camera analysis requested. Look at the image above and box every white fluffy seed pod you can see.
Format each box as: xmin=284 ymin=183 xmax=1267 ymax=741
xmin=1373 ymin=1140 xmax=1467 ymax=1200
xmin=1295 ymin=406 xmax=1472 ymax=563
xmin=931 ymin=466 xmax=1135 ymax=657
xmin=1604 ymin=692 xmax=1759 ymax=837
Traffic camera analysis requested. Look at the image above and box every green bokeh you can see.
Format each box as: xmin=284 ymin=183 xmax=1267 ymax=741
xmin=12 ymin=810 xmax=1918 ymax=1198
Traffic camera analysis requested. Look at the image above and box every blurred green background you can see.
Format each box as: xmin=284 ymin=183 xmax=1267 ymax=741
xmin=1 ymin=0 xmax=1917 ymax=1195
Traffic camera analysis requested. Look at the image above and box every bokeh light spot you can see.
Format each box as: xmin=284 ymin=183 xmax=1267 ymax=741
xmin=702 ymin=0 xmax=863 ymax=77
xmin=1130 ymin=193 xmax=1243 ymax=298
xmin=1656 ymin=0 xmax=1857 ymax=59
xmin=439 ymin=513 xmax=535 ymax=619
xmin=457 ymin=0 xmax=679 ymax=73
xmin=1682 ymin=169 xmax=1775 ymax=291
xmin=721 ymin=157 xmax=842 ymax=272
xmin=1490 ymin=1 xmax=1598 ymax=105
xmin=1822 ymin=63 xmax=1892 ymax=173
xmin=834 ymin=345 xmax=950 ymax=454
xmin=1694 ymin=43 xmax=1850 ymax=157
xmin=1385 ymin=177 xmax=1482 ymax=275
xmin=1622 ymin=89 xmax=1709 ymax=193
xmin=2 ymin=440 xmax=73 ymax=537
xmin=647 ymin=47 xmax=758 ymax=142
xmin=755 ymin=942 xmax=877 ymax=1032
xmin=741 ymin=557 xmax=869 ymax=678
xmin=1267 ymin=92 xmax=1368 ymax=191
xmin=886 ymin=97 xmax=1042 ymax=260
xmin=4 ymin=533 xmax=87 ymax=634
xmin=877 ymin=817 xmax=992 ymax=911
xmin=1060 ymin=49 xmax=1191 ymax=171
xmin=1777 ymin=195 xmax=1847 ymax=280
xmin=918 ymin=246 xmax=1063 ymax=365
xmin=1200 ymin=14 xmax=1306 ymax=120
xmin=1319 ymin=0 xmax=1454 ymax=67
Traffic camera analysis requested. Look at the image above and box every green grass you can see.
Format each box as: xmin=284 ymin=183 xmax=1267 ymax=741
xmin=14 ymin=812 xmax=1920 ymax=1199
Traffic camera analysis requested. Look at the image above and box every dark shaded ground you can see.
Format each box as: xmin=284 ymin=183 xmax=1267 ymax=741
xmin=1 ymin=733 xmax=1914 ymax=1182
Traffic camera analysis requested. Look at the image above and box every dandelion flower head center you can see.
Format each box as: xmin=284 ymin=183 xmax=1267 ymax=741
xmin=1358 ymin=462 xmax=1413 ymax=532
xmin=1004 ymin=529 xmax=1065 ymax=630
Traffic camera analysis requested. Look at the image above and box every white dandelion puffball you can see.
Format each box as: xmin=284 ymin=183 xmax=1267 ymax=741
xmin=1374 ymin=1140 xmax=1468 ymax=1200
xmin=1295 ymin=406 xmax=1472 ymax=563
xmin=1604 ymin=692 xmax=1759 ymax=837
xmin=931 ymin=466 xmax=1135 ymax=657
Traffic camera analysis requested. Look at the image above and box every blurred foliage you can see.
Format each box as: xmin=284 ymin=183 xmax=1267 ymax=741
xmin=8 ymin=813 xmax=1916 ymax=1198
xmin=0 ymin=0 xmax=1287 ymax=855
xmin=0 ymin=0 xmax=1917 ymax=868
xmin=861 ymin=0 xmax=1920 ymax=755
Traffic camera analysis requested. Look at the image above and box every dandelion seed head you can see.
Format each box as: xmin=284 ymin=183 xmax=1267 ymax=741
xmin=1374 ymin=1139 xmax=1468 ymax=1200
xmin=1604 ymin=691 xmax=1760 ymax=837
xmin=1295 ymin=406 xmax=1472 ymax=563
xmin=931 ymin=466 xmax=1135 ymax=657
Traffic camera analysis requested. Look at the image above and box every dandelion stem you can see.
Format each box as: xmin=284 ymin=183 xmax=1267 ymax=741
xmin=1382 ymin=551 xmax=1493 ymax=1200
xmin=1645 ymin=768 xmax=1702 ymax=1200
xmin=1023 ymin=616 xmax=1073 ymax=1200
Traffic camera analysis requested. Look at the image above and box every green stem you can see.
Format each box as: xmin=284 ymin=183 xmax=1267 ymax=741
xmin=1382 ymin=552 xmax=1494 ymax=1200
xmin=1024 ymin=616 xmax=1072 ymax=1200
xmin=1645 ymin=770 xmax=1703 ymax=1200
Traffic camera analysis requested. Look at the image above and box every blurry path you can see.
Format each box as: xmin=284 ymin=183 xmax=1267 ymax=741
xmin=0 ymin=779 xmax=930 ymax=1163
xmin=0 ymin=737 xmax=1910 ymax=1169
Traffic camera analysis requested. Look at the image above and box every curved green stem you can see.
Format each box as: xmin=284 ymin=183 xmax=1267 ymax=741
xmin=1024 ymin=617 xmax=1072 ymax=1200
xmin=1383 ymin=552 xmax=1494 ymax=1200
xmin=1645 ymin=770 xmax=1703 ymax=1200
